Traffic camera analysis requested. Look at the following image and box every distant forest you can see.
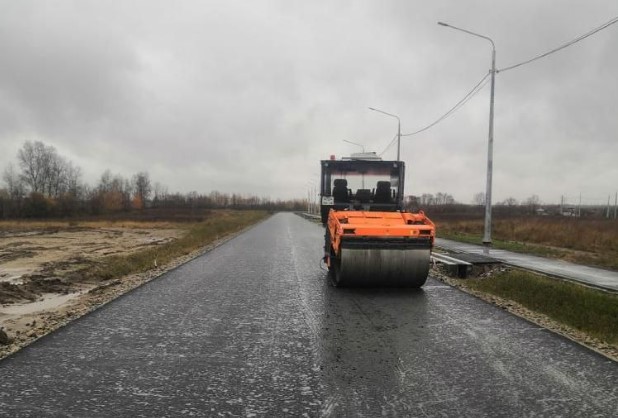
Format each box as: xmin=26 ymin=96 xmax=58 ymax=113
xmin=0 ymin=141 xmax=305 ymax=218
xmin=2 ymin=141 xmax=613 ymax=220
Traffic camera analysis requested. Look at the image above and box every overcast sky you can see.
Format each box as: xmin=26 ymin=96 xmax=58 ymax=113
xmin=1 ymin=0 xmax=616 ymax=205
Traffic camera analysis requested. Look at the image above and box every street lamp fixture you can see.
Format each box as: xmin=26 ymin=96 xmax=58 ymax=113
xmin=368 ymin=107 xmax=401 ymax=161
xmin=438 ymin=21 xmax=496 ymax=246
xmin=342 ymin=139 xmax=366 ymax=153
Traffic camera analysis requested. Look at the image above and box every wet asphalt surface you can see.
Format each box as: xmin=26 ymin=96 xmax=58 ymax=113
xmin=1 ymin=213 xmax=617 ymax=417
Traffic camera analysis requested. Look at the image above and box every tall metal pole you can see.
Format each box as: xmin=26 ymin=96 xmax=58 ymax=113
xmin=368 ymin=107 xmax=401 ymax=161
xmin=483 ymin=47 xmax=496 ymax=245
xmin=438 ymin=21 xmax=496 ymax=246
xmin=312 ymin=185 xmax=316 ymax=214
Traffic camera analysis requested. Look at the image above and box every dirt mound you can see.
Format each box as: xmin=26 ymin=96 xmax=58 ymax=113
xmin=0 ymin=282 xmax=38 ymax=304
xmin=24 ymin=276 xmax=72 ymax=295
xmin=0 ymin=276 xmax=73 ymax=305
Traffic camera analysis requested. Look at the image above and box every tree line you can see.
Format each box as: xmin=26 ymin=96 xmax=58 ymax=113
xmin=0 ymin=141 xmax=304 ymax=218
xmin=409 ymin=191 xmax=544 ymax=212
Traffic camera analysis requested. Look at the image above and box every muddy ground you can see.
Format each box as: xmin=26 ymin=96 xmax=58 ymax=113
xmin=0 ymin=226 xmax=182 ymax=299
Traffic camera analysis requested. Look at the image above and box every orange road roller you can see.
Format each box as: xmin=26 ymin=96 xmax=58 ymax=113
xmin=320 ymin=153 xmax=435 ymax=287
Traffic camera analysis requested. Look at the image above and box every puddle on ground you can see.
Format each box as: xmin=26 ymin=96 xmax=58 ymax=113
xmin=0 ymin=292 xmax=87 ymax=315
xmin=0 ymin=267 xmax=29 ymax=284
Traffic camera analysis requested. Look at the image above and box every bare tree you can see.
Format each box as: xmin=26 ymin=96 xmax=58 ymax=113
xmin=152 ymin=182 xmax=168 ymax=207
xmin=419 ymin=193 xmax=435 ymax=206
xmin=472 ymin=192 xmax=486 ymax=206
xmin=435 ymin=192 xmax=455 ymax=205
xmin=95 ymin=170 xmax=130 ymax=212
xmin=210 ymin=190 xmax=229 ymax=207
xmin=523 ymin=194 xmax=541 ymax=213
xmin=18 ymin=141 xmax=52 ymax=194
xmin=16 ymin=141 xmax=81 ymax=199
xmin=64 ymin=163 xmax=83 ymax=197
xmin=45 ymin=151 xmax=65 ymax=197
xmin=2 ymin=164 xmax=25 ymax=199
xmin=501 ymin=197 xmax=518 ymax=206
xmin=122 ymin=178 xmax=133 ymax=210
xmin=132 ymin=171 xmax=152 ymax=209
xmin=98 ymin=169 xmax=114 ymax=193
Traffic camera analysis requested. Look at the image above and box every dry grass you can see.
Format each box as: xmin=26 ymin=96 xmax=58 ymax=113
xmin=0 ymin=219 xmax=181 ymax=231
xmin=0 ymin=207 xmax=234 ymax=231
xmin=436 ymin=217 xmax=618 ymax=270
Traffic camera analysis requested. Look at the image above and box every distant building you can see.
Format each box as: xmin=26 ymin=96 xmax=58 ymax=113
xmin=561 ymin=206 xmax=578 ymax=217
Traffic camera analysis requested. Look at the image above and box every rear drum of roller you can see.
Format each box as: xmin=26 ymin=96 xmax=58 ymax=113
xmin=333 ymin=248 xmax=430 ymax=287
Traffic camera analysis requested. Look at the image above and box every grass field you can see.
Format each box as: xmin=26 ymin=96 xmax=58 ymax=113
xmin=435 ymin=217 xmax=618 ymax=270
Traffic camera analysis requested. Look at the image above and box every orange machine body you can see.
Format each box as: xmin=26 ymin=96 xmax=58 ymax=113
xmin=325 ymin=209 xmax=435 ymax=268
xmin=319 ymin=155 xmax=435 ymax=287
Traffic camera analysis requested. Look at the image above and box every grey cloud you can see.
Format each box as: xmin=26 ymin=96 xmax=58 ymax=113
xmin=0 ymin=0 xmax=616 ymax=204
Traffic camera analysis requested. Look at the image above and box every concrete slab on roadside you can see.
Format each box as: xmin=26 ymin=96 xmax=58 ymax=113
xmin=435 ymin=238 xmax=618 ymax=292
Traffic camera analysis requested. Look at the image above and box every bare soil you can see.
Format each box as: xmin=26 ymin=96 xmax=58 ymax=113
xmin=0 ymin=226 xmax=181 ymax=292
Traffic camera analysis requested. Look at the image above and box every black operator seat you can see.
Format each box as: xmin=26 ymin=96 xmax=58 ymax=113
xmin=332 ymin=179 xmax=350 ymax=203
xmin=374 ymin=181 xmax=392 ymax=203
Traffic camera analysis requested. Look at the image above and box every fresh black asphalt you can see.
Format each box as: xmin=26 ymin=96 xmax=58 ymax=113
xmin=1 ymin=213 xmax=616 ymax=417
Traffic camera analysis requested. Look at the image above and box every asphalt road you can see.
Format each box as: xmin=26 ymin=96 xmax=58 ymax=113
xmin=1 ymin=213 xmax=616 ymax=417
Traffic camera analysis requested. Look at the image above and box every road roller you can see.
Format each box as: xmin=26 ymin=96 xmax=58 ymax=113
xmin=320 ymin=153 xmax=435 ymax=287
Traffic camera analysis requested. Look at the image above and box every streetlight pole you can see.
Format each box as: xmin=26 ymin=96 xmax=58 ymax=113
xmin=368 ymin=107 xmax=401 ymax=161
xmin=306 ymin=180 xmax=317 ymax=214
xmin=438 ymin=21 xmax=496 ymax=246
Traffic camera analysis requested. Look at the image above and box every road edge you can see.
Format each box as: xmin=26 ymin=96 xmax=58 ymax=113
xmin=432 ymin=267 xmax=618 ymax=363
xmin=0 ymin=213 xmax=274 ymax=361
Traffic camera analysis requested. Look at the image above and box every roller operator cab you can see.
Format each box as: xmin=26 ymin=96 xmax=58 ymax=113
xmin=320 ymin=153 xmax=436 ymax=287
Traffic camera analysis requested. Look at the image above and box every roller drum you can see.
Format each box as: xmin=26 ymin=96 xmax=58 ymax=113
xmin=334 ymin=247 xmax=430 ymax=287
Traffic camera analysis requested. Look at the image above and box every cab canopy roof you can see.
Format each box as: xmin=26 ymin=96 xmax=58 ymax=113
xmin=321 ymin=158 xmax=404 ymax=176
xmin=341 ymin=152 xmax=382 ymax=161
